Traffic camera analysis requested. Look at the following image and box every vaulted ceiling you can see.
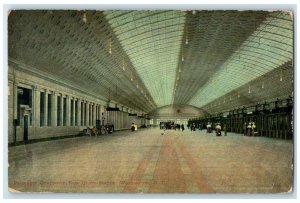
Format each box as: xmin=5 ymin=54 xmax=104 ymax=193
xmin=8 ymin=10 xmax=293 ymax=114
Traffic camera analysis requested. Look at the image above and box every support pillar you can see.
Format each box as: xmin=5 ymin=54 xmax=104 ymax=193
xmin=44 ymin=90 xmax=48 ymax=127
xmin=86 ymin=102 xmax=89 ymax=127
xmin=77 ymin=99 xmax=81 ymax=126
xmin=51 ymin=92 xmax=57 ymax=127
xmin=60 ymin=94 xmax=63 ymax=126
xmin=92 ymin=104 xmax=94 ymax=126
xmin=66 ymin=95 xmax=70 ymax=126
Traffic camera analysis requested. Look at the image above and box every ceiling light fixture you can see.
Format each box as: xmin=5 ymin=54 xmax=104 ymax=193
xmin=185 ymin=29 xmax=188 ymax=45
xmin=122 ymin=58 xmax=126 ymax=71
xmin=109 ymin=38 xmax=112 ymax=55
xmin=82 ymin=12 xmax=87 ymax=23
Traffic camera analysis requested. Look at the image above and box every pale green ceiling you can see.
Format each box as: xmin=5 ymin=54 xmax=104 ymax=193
xmin=189 ymin=12 xmax=293 ymax=108
xmin=8 ymin=10 xmax=293 ymax=114
xmin=103 ymin=10 xmax=293 ymax=111
xmin=104 ymin=11 xmax=186 ymax=107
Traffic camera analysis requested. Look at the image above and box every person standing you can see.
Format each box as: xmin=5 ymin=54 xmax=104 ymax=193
xmin=181 ymin=124 xmax=185 ymax=132
xmin=215 ymin=123 xmax=221 ymax=136
xmin=247 ymin=122 xmax=251 ymax=136
xmin=243 ymin=122 xmax=247 ymax=136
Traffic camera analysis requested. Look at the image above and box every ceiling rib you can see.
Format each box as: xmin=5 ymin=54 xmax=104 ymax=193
xmin=173 ymin=11 xmax=270 ymax=105
xmin=104 ymin=10 xmax=186 ymax=107
xmin=8 ymin=10 xmax=155 ymax=112
xmin=8 ymin=10 xmax=293 ymax=115
xmin=188 ymin=11 xmax=293 ymax=108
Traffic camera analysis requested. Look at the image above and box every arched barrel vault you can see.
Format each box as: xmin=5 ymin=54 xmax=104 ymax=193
xmin=9 ymin=10 xmax=293 ymax=114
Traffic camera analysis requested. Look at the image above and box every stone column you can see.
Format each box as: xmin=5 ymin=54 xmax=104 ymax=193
xmin=99 ymin=105 xmax=104 ymax=125
xmin=118 ymin=111 xmax=120 ymax=130
xmin=98 ymin=105 xmax=101 ymax=120
xmin=118 ymin=111 xmax=120 ymax=129
xmin=118 ymin=111 xmax=121 ymax=130
xmin=97 ymin=105 xmax=99 ymax=120
xmin=113 ymin=111 xmax=116 ymax=129
xmin=81 ymin=100 xmax=85 ymax=126
xmin=44 ymin=90 xmax=48 ymax=127
xmin=72 ymin=98 xmax=76 ymax=126
xmin=91 ymin=103 xmax=93 ymax=126
xmin=77 ymin=99 xmax=81 ymax=126
xmin=66 ymin=95 xmax=71 ymax=126
xmin=13 ymin=82 xmax=18 ymax=120
xmin=90 ymin=103 xmax=93 ymax=126
xmin=89 ymin=103 xmax=92 ymax=126
xmin=95 ymin=105 xmax=98 ymax=122
xmin=82 ymin=101 xmax=85 ymax=126
xmin=113 ymin=111 xmax=116 ymax=126
xmin=93 ymin=104 xmax=96 ymax=126
xmin=60 ymin=94 xmax=63 ymax=126
xmin=86 ymin=102 xmax=89 ymax=127
xmin=33 ymin=85 xmax=40 ymax=128
xmin=51 ymin=92 xmax=57 ymax=127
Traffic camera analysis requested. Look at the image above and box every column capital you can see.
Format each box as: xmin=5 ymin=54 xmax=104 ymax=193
xmin=33 ymin=85 xmax=40 ymax=91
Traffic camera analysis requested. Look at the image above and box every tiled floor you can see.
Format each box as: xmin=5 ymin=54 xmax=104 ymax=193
xmin=8 ymin=128 xmax=293 ymax=193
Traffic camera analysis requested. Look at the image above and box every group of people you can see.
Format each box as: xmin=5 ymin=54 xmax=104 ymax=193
xmin=170 ymin=124 xmax=185 ymax=131
xmin=85 ymin=122 xmax=114 ymax=136
xmin=243 ymin=121 xmax=256 ymax=136
xmin=207 ymin=122 xmax=227 ymax=136
xmin=186 ymin=122 xmax=227 ymax=136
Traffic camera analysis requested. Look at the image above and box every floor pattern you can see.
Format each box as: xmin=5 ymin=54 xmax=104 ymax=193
xmin=8 ymin=128 xmax=293 ymax=193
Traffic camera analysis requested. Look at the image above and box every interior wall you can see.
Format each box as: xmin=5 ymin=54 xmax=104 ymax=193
xmin=7 ymin=63 xmax=141 ymax=143
xmin=202 ymin=63 xmax=293 ymax=114
xmin=148 ymin=104 xmax=208 ymax=123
